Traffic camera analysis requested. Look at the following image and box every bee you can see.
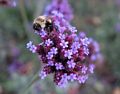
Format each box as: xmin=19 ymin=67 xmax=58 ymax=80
xmin=33 ymin=15 xmax=57 ymax=33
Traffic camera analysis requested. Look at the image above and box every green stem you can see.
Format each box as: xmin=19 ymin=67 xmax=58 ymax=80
xmin=18 ymin=72 xmax=39 ymax=94
xmin=18 ymin=0 xmax=33 ymax=40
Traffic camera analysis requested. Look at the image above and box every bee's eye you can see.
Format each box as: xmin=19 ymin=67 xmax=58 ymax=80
xmin=33 ymin=23 xmax=41 ymax=31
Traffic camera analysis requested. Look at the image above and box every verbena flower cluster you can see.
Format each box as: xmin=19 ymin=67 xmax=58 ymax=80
xmin=26 ymin=11 xmax=100 ymax=87
xmin=26 ymin=0 xmax=101 ymax=87
xmin=45 ymin=0 xmax=73 ymax=21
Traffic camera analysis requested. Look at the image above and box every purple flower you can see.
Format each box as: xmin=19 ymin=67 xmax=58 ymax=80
xmin=115 ymin=0 xmax=120 ymax=6
xmin=26 ymin=41 xmax=33 ymax=48
xmin=68 ymin=73 xmax=77 ymax=82
xmin=59 ymin=27 xmax=66 ymax=33
xmin=45 ymin=0 xmax=73 ymax=21
xmin=39 ymin=71 xmax=47 ymax=79
xmin=50 ymin=47 xmax=58 ymax=55
xmin=39 ymin=30 xmax=47 ymax=37
xmin=45 ymin=39 xmax=53 ymax=46
xmin=29 ymin=45 xmax=37 ymax=53
xmin=59 ymin=33 xmax=65 ymax=40
xmin=71 ymin=47 xmax=78 ymax=54
xmin=89 ymin=38 xmax=100 ymax=52
xmin=1 ymin=0 xmax=17 ymax=7
xmin=58 ymin=73 xmax=68 ymax=87
xmin=48 ymin=60 xmax=54 ymax=66
xmin=69 ymin=26 xmax=77 ymax=33
xmin=60 ymin=40 xmax=68 ymax=48
xmin=93 ymin=41 xmax=100 ymax=52
xmin=77 ymin=75 xmax=88 ymax=84
xmin=83 ymin=46 xmax=89 ymax=55
xmin=27 ymin=41 xmax=37 ymax=53
xmin=79 ymin=32 xmax=86 ymax=38
xmin=81 ymin=37 xmax=90 ymax=46
xmin=55 ymin=63 xmax=64 ymax=70
xmin=91 ymin=55 xmax=97 ymax=61
xmin=89 ymin=64 xmax=95 ymax=73
xmin=64 ymin=50 xmax=73 ymax=59
xmin=74 ymin=35 xmax=79 ymax=41
xmin=54 ymin=20 xmax=60 ymax=28
xmin=61 ymin=73 xmax=68 ymax=81
xmin=9 ymin=61 xmax=23 ymax=73
xmin=46 ymin=52 xmax=53 ymax=60
xmin=67 ymin=60 xmax=76 ymax=69
xmin=52 ymin=10 xmax=64 ymax=18
xmin=71 ymin=42 xmax=81 ymax=49
xmin=81 ymin=66 xmax=88 ymax=74
xmin=12 ymin=1 xmax=17 ymax=7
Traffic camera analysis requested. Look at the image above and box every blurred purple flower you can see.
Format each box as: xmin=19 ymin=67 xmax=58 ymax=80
xmin=9 ymin=61 xmax=23 ymax=73
xmin=89 ymin=64 xmax=95 ymax=74
xmin=88 ymin=38 xmax=101 ymax=62
xmin=81 ymin=66 xmax=88 ymax=74
xmin=115 ymin=23 xmax=120 ymax=32
xmin=77 ymin=75 xmax=88 ymax=84
xmin=0 ymin=0 xmax=17 ymax=7
xmin=45 ymin=0 xmax=73 ymax=21
xmin=83 ymin=46 xmax=89 ymax=55
xmin=115 ymin=0 xmax=120 ymax=6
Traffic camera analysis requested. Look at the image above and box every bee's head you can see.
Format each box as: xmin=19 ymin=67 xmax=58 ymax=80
xmin=36 ymin=16 xmax=47 ymax=28
xmin=33 ymin=23 xmax=41 ymax=31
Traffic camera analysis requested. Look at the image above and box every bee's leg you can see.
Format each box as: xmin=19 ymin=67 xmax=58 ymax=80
xmin=45 ymin=21 xmax=53 ymax=33
xmin=44 ymin=27 xmax=51 ymax=35
xmin=47 ymin=27 xmax=51 ymax=35
xmin=47 ymin=25 xmax=53 ymax=32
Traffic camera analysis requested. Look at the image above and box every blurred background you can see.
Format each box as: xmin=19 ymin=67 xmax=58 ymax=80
xmin=0 ymin=0 xmax=120 ymax=94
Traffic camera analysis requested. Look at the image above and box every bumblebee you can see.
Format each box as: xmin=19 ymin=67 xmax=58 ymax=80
xmin=33 ymin=16 xmax=56 ymax=33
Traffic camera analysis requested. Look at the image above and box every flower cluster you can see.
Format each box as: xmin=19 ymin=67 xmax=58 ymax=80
xmin=88 ymin=38 xmax=101 ymax=62
xmin=44 ymin=0 xmax=73 ymax=21
xmin=27 ymin=14 xmax=96 ymax=87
